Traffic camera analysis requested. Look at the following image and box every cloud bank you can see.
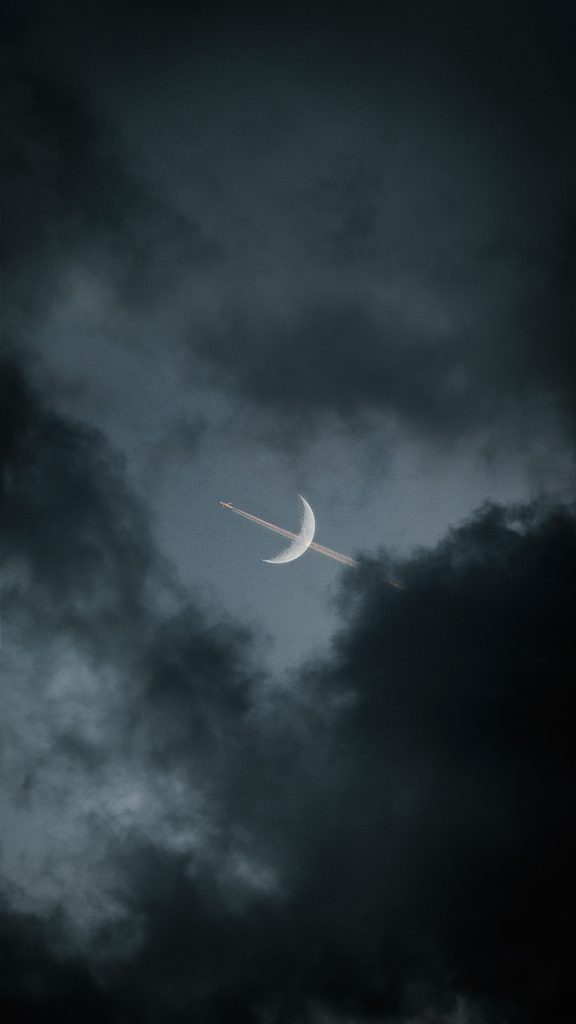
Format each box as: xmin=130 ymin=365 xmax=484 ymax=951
xmin=1 ymin=363 xmax=573 ymax=1022
xmin=2 ymin=4 xmax=575 ymax=1020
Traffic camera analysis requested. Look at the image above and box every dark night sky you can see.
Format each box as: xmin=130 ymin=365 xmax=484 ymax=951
xmin=1 ymin=2 xmax=575 ymax=1021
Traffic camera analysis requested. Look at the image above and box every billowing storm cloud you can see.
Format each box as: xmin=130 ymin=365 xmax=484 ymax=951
xmin=1 ymin=3 xmax=574 ymax=1022
xmin=1 ymin=362 xmax=573 ymax=1021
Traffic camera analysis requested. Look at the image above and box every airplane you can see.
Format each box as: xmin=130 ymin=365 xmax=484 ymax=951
xmin=219 ymin=501 xmax=233 ymax=509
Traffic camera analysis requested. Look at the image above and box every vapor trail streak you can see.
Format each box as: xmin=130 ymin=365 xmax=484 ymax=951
xmin=220 ymin=502 xmax=405 ymax=588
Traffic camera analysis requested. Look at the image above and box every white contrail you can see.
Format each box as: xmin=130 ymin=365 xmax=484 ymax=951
xmin=219 ymin=501 xmax=405 ymax=588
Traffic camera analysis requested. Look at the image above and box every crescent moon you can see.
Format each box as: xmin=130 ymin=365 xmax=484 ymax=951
xmin=262 ymin=495 xmax=316 ymax=565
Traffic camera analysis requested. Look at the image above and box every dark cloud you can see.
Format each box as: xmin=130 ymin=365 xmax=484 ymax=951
xmin=1 ymin=368 xmax=573 ymax=1020
xmin=85 ymin=4 xmax=576 ymax=437
xmin=1 ymin=11 xmax=219 ymax=347
xmin=2 ymin=5 xmax=575 ymax=1021
xmin=0 ymin=358 xmax=158 ymax=657
xmin=5 ymin=1 xmax=576 ymax=452
xmin=184 ymin=65 xmax=576 ymax=440
xmin=193 ymin=289 xmax=524 ymax=436
xmin=0 ymin=901 xmax=114 ymax=1023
